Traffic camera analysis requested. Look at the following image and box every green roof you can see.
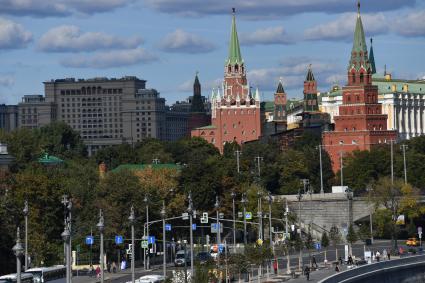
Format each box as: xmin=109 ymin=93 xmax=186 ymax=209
xmin=373 ymin=76 xmax=425 ymax=94
xmin=348 ymin=3 xmax=371 ymax=71
xmin=38 ymin=153 xmax=64 ymax=165
xmin=261 ymin=101 xmax=275 ymax=112
xmin=112 ymin=163 xmax=182 ymax=173
xmin=226 ymin=9 xmax=243 ymax=65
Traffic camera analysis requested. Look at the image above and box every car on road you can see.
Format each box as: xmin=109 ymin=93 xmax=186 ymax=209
xmin=406 ymin=237 xmax=420 ymax=246
xmin=174 ymin=250 xmax=191 ymax=267
xmin=136 ymin=275 xmax=166 ymax=283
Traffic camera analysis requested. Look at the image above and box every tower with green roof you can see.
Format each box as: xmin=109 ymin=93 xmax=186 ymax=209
xmin=191 ymin=8 xmax=261 ymax=153
xmin=303 ymin=65 xmax=319 ymax=112
xmin=322 ymin=1 xmax=397 ymax=173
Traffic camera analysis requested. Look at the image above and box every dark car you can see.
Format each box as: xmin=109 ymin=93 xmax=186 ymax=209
xmin=196 ymin=252 xmax=212 ymax=264
xmin=174 ymin=250 xmax=191 ymax=267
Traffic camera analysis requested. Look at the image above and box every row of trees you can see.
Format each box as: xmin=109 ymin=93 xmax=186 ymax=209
xmin=1 ymin=122 xmax=425 ymax=274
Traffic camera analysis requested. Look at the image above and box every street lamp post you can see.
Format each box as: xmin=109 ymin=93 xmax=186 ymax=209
xmin=23 ymin=200 xmax=28 ymax=271
xmin=235 ymin=150 xmax=242 ymax=174
xmin=215 ymin=195 xmax=221 ymax=270
xmin=97 ymin=210 xmax=105 ymax=283
xmin=128 ymin=206 xmax=135 ymax=283
xmin=257 ymin=191 xmax=263 ymax=240
xmin=284 ymin=199 xmax=291 ymax=274
xmin=231 ymin=191 xmax=236 ymax=247
xmin=160 ymin=202 xmax=166 ymax=278
xmin=268 ymin=193 xmax=273 ymax=250
xmin=188 ymin=192 xmax=194 ymax=276
xmin=144 ymin=195 xmax=150 ymax=270
xmin=345 ymin=188 xmax=353 ymax=254
xmin=241 ymin=193 xmax=247 ymax=245
xmin=61 ymin=225 xmax=71 ymax=283
xmin=401 ymin=144 xmax=408 ymax=184
xmin=12 ymin=228 xmax=24 ymax=283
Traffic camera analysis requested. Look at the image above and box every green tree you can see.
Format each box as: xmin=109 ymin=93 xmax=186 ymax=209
xmin=321 ymin=231 xmax=330 ymax=262
xmin=346 ymin=224 xmax=358 ymax=255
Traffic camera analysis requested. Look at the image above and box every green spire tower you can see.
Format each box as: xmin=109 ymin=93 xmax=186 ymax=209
xmin=347 ymin=1 xmax=372 ymax=85
xmin=369 ymin=38 xmax=376 ymax=74
xmin=226 ymin=8 xmax=243 ymax=65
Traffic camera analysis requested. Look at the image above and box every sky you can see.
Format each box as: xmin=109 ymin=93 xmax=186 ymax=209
xmin=0 ymin=0 xmax=424 ymax=105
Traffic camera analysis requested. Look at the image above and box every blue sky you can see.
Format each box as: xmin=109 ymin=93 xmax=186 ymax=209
xmin=0 ymin=0 xmax=424 ymax=105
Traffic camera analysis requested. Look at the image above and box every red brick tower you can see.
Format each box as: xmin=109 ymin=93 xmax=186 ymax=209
xmin=322 ymin=2 xmax=397 ymax=172
xmin=191 ymin=8 xmax=261 ymax=152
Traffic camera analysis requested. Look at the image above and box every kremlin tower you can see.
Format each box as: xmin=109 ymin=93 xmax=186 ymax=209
xmin=191 ymin=9 xmax=261 ymax=152
xmin=322 ymin=2 xmax=397 ymax=172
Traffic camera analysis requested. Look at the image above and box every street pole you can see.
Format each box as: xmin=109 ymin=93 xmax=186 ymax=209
xmin=241 ymin=194 xmax=247 ymax=245
xmin=340 ymin=151 xmax=344 ymax=187
xmin=257 ymin=191 xmax=263 ymax=240
xmin=97 ymin=210 xmax=105 ymax=283
xmin=61 ymin=224 xmax=70 ymax=283
xmin=13 ymin=228 xmax=24 ymax=283
xmin=144 ymin=195 xmax=150 ymax=269
xmin=391 ymin=140 xmax=394 ymax=185
xmin=268 ymin=193 xmax=272 ymax=249
xmin=317 ymin=145 xmax=324 ymax=194
xmin=188 ymin=192 xmax=194 ymax=276
xmin=401 ymin=144 xmax=408 ymax=184
xmin=369 ymin=213 xmax=373 ymax=244
xmin=235 ymin=150 xmax=242 ymax=174
xmin=255 ymin=156 xmax=264 ymax=178
xmin=231 ymin=191 xmax=236 ymax=247
xmin=285 ymin=199 xmax=290 ymax=274
xmin=160 ymin=202 xmax=166 ymax=278
xmin=23 ymin=200 xmax=28 ymax=271
xmin=215 ymin=195 xmax=221 ymax=272
xmin=128 ymin=206 xmax=135 ymax=283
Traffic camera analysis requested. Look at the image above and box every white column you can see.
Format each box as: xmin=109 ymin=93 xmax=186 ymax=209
xmin=402 ymin=99 xmax=407 ymax=139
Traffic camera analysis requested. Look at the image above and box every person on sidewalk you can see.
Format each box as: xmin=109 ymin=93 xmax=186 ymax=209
xmin=376 ymin=251 xmax=381 ymax=262
xmin=112 ymin=262 xmax=117 ymax=273
xmin=304 ymin=266 xmax=310 ymax=281
xmin=273 ymin=258 xmax=278 ymax=275
xmin=95 ymin=266 xmax=101 ymax=279
xmin=335 ymin=262 xmax=340 ymax=272
xmin=312 ymin=256 xmax=318 ymax=269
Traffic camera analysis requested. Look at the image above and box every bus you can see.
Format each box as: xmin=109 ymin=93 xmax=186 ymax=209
xmin=25 ymin=266 xmax=66 ymax=283
xmin=0 ymin=273 xmax=34 ymax=283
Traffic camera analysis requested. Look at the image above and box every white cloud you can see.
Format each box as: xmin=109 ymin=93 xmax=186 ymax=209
xmin=0 ymin=75 xmax=14 ymax=87
xmin=325 ymin=74 xmax=346 ymax=85
xmin=144 ymin=0 xmax=415 ymax=19
xmin=0 ymin=0 xmax=132 ymax=17
xmin=61 ymin=48 xmax=158 ymax=68
xmin=159 ymin=29 xmax=216 ymax=53
xmin=240 ymin=26 xmax=295 ymax=45
xmin=38 ymin=25 xmax=142 ymax=53
xmin=393 ymin=10 xmax=425 ymax=37
xmin=0 ymin=18 xmax=32 ymax=49
xmin=304 ymin=12 xmax=389 ymax=41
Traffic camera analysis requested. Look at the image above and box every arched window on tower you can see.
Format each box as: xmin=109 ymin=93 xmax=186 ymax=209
xmin=235 ymin=64 xmax=239 ymax=72
xmin=228 ymin=65 xmax=231 ymax=73
xmin=360 ymin=73 xmax=364 ymax=83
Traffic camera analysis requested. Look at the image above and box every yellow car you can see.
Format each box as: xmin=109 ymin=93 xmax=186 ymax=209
xmin=406 ymin=238 xmax=419 ymax=246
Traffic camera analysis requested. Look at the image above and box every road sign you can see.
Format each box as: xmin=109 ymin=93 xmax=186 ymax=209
xmin=315 ymin=243 xmax=321 ymax=251
xmin=211 ymin=223 xmax=223 ymax=233
xmin=256 ymin=239 xmax=263 ymax=246
xmin=182 ymin=212 xmax=189 ymax=220
xmin=127 ymin=244 xmax=133 ymax=255
xmin=115 ymin=235 xmax=123 ymax=245
xmin=238 ymin=212 xmax=243 ymax=218
xmin=245 ymin=212 xmax=252 ymax=220
xmin=192 ymin=224 xmax=197 ymax=230
xmin=165 ymin=224 xmax=172 ymax=231
xmin=85 ymin=236 xmax=94 ymax=245
xmin=218 ymin=244 xmax=224 ymax=253
xmin=418 ymin=227 xmax=422 ymax=233
xmin=148 ymin=236 xmax=156 ymax=244
xmin=219 ymin=212 xmax=224 ymax=219
xmin=201 ymin=217 xmax=208 ymax=223
xmin=141 ymin=240 xmax=148 ymax=248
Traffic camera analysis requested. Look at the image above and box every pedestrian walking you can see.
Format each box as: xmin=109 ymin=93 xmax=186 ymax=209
xmin=335 ymin=262 xmax=340 ymax=272
xmin=388 ymin=252 xmax=391 ymax=260
xmin=95 ymin=266 xmax=101 ymax=279
xmin=338 ymin=256 xmax=343 ymax=265
xmin=112 ymin=262 xmax=117 ymax=273
xmin=304 ymin=266 xmax=310 ymax=281
xmin=347 ymin=255 xmax=353 ymax=265
xmin=376 ymin=251 xmax=381 ymax=262
xmin=273 ymin=258 xmax=278 ymax=275
xmin=89 ymin=265 xmax=94 ymax=277
xmin=382 ymin=249 xmax=387 ymax=261
xmin=312 ymin=256 xmax=318 ymax=269
xmin=107 ymin=262 xmax=111 ymax=273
